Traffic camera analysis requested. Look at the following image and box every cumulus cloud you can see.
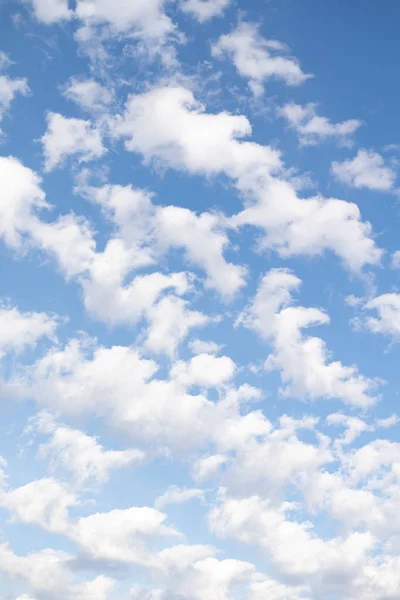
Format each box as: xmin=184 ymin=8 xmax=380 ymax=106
xmin=212 ymin=22 xmax=311 ymax=95
xmin=0 ymin=305 xmax=58 ymax=358
xmin=41 ymin=112 xmax=106 ymax=171
xmin=62 ymin=77 xmax=114 ymax=112
xmin=352 ymin=292 xmax=400 ymax=337
xmin=112 ymin=84 xmax=382 ymax=272
xmin=155 ymin=485 xmax=205 ymax=509
xmin=331 ymin=149 xmax=397 ymax=191
xmin=30 ymin=413 xmax=145 ymax=484
xmin=0 ymin=57 xmax=29 ymax=134
xmin=279 ymin=102 xmax=362 ymax=146
xmin=238 ymin=269 xmax=378 ymax=407
xmin=29 ymin=0 xmax=73 ymax=23
xmin=179 ymin=0 xmax=230 ymax=22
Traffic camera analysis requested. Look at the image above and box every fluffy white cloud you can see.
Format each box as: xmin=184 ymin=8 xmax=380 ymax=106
xmin=41 ymin=112 xmax=106 ymax=171
xmin=28 ymin=0 xmax=174 ymax=43
xmin=179 ymin=0 xmax=230 ymax=22
xmin=212 ymin=22 xmax=311 ymax=95
xmin=0 ymin=60 xmax=29 ymax=133
xmin=72 ymin=506 xmax=180 ymax=565
xmin=112 ymin=85 xmax=281 ymax=178
xmin=0 ymin=544 xmax=74 ymax=596
xmin=86 ymin=182 xmax=247 ymax=298
xmin=29 ymin=0 xmax=73 ymax=23
xmin=191 ymin=454 xmax=228 ymax=482
xmin=209 ymin=493 xmax=374 ymax=595
xmin=170 ymin=353 xmax=236 ymax=387
xmin=239 ymin=269 xmax=378 ymax=407
xmin=155 ymin=485 xmax=205 ymax=509
xmin=352 ymin=292 xmax=400 ymax=337
xmin=63 ymin=77 xmax=114 ymax=112
xmin=231 ymin=175 xmax=382 ymax=272
xmin=0 ymin=478 xmax=76 ymax=533
xmin=189 ymin=338 xmax=223 ymax=354
xmin=249 ymin=578 xmax=311 ymax=600
xmin=331 ymin=149 xmax=396 ymax=191
xmin=279 ymin=102 xmax=362 ymax=146
xmin=22 ymin=339 xmax=220 ymax=452
xmin=31 ymin=413 xmax=144 ymax=484
xmin=75 ymin=0 xmax=174 ymax=39
xmin=112 ymin=85 xmax=381 ymax=271
xmin=0 ymin=157 xmax=221 ymax=340
xmin=0 ymin=305 xmax=58 ymax=358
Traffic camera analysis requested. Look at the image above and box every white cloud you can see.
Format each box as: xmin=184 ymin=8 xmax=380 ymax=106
xmin=0 ymin=56 xmax=28 ymax=136
xmin=171 ymin=353 xmax=236 ymax=387
xmin=155 ymin=485 xmax=205 ymax=509
xmin=209 ymin=493 xmax=374 ymax=593
xmin=179 ymin=0 xmax=230 ymax=22
xmin=28 ymin=0 xmax=174 ymax=44
xmin=29 ymin=0 xmax=73 ymax=23
xmin=22 ymin=339 xmax=219 ymax=452
xmin=239 ymin=269 xmax=378 ymax=407
xmin=41 ymin=112 xmax=106 ymax=171
xmin=112 ymin=85 xmax=381 ymax=272
xmin=72 ymin=506 xmax=180 ymax=565
xmin=231 ymin=176 xmax=382 ymax=272
xmin=0 ymin=544 xmax=74 ymax=596
xmin=75 ymin=0 xmax=174 ymax=39
xmin=63 ymin=77 xmax=114 ymax=112
xmin=191 ymin=454 xmax=228 ymax=482
xmin=331 ymin=149 xmax=396 ymax=191
xmin=353 ymin=292 xmax=400 ymax=337
xmin=279 ymin=102 xmax=362 ymax=146
xmin=212 ymin=22 xmax=311 ymax=95
xmin=0 ymin=67 xmax=29 ymax=131
xmin=327 ymin=413 xmax=373 ymax=447
xmin=86 ymin=182 xmax=247 ymax=298
xmin=33 ymin=413 xmax=144 ymax=484
xmin=0 ymin=477 xmax=77 ymax=533
xmin=189 ymin=339 xmax=223 ymax=354
xmin=142 ymin=295 xmax=211 ymax=357
xmin=112 ymin=85 xmax=280 ymax=178
xmin=249 ymin=578 xmax=311 ymax=600
xmin=0 ymin=305 xmax=58 ymax=358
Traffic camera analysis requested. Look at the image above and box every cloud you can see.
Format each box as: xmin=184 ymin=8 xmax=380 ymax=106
xmin=111 ymin=85 xmax=281 ymax=178
xmin=0 ymin=305 xmax=58 ymax=358
xmin=179 ymin=0 xmax=230 ymax=22
xmin=29 ymin=0 xmax=73 ymax=23
xmin=155 ymin=485 xmax=205 ymax=509
xmin=279 ymin=102 xmax=362 ymax=146
xmin=111 ymin=85 xmax=382 ymax=272
xmin=72 ymin=506 xmax=180 ymax=565
xmin=62 ymin=77 xmax=114 ymax=112
xmin=209 ymin=492 xmax=374 ymax=594
xmin=0 ymin=58 xmax=29 ymax=133
xmin=238 ymin=269 xmax=378 ymax=407
xmin=352 ymin=292 xmax=400 ymax=337
xmin=85 ymin=182 xmax=247 ymax=299
xmin=170 ymin=353 xmax=236 ymax=387
xmin=0 ymin=477 xmax=77 ymax=533
xmin=212 ymin=22 xmax=312 ymax=95
xmin=31 ymin=413 xmax=144 ymax=485
xmin=331 ymin=149 xmax=397 ymax=191
xmin=41 ymin=112 xmax=106 ymax=171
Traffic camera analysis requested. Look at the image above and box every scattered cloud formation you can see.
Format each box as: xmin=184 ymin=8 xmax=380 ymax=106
xmin=331 ymin=149 xmax=397 ymax=191
xmin=1 ymin=2 xmax=400 ymax=600
xmin=212 ymin=22 xmax=312 ymax=95
xmin=279 ymin=102 xmax=362 ymax=146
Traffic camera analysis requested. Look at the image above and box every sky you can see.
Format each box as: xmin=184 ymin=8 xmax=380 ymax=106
xmin=0 ymin=0 xmax=400 ymax=598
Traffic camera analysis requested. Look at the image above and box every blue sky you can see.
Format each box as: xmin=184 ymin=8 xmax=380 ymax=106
xmin=0 ymin=1 xmax=400 ymax=599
